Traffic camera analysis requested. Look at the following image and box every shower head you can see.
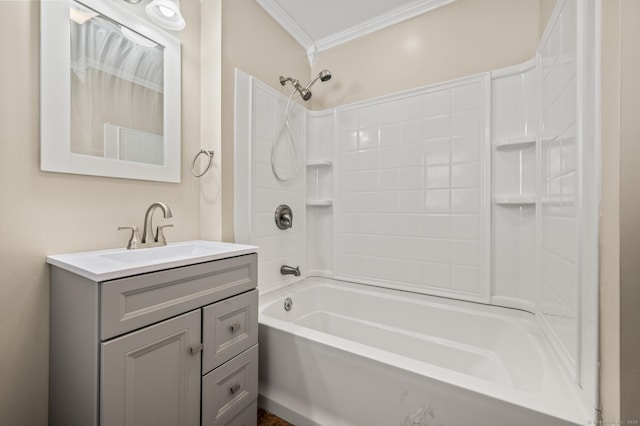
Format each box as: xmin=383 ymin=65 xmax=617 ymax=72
xmin=318 ymin=69 xmax=332 ymax=82
xmin=305 ymin=69 xmax=332 ymax=90
xmin=298 ymin=87 xmax=312 ymax=101
xmin=279 ymin=76 xmax=313 ymax=101
xmin=279 ymin=69 xmax=332 ymax=102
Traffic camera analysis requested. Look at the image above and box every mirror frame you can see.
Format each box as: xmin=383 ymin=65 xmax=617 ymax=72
xmin=41 ymin=0 xmax=181 ymax=183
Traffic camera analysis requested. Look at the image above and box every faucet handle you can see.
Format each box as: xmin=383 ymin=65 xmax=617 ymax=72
xmin=118 ymin=226 xmax=141 ymax=250
xmin=156 ymin=224 xmax=173 ymax=245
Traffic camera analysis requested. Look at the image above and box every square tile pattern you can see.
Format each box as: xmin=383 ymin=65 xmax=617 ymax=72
xmin=252 ymin=84 xmax=306 ymax=288
xmin=334 ymin=80 xmax=486 ymax=297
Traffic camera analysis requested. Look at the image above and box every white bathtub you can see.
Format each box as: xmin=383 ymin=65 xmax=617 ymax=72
xmin=258 ymin=278 xmax=593 ymax=426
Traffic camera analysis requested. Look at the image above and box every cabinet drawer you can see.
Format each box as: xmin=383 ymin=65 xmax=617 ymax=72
xmin=202 ymin=290 xmax=258 ymax=374
xmin=202 ymin=344 xmax=258 ymax=426
xmin=222 ymin=399 xmax=257 ymax=426
xmin=101 ymin=254 xmax=257 ymax=340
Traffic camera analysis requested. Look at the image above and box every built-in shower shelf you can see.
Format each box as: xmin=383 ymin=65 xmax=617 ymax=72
xmin=540 ymin=195 xmax=576 ymax=204
xmin=493 ymin=195 xmax=536 ymax=205
xmin=494 ymin=135 xmax=536 ymax=150
xmin=306 ymin=160 xmax=333 ymax=167
xmin=307 ymin=199 xmax=333 ymax=207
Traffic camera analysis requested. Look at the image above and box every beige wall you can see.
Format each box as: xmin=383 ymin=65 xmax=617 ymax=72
xmin=619 ymin=0 xmax=640 ymax=421
xmin=601 ymin=0 xmax=621 ymax=421
xmin=310 ymin=0 xmax=543 ymax=110
xmin=600 ymin=0 xmax=640 ymax=421
xmin=0 ymin=1 xmax=202 ymax=424
xmin=538 ymin=0 xmax=556 ymax=35
xmin=200 ymin=0 xmax=223 ymax=241
xmin=220 ymin=0 xmax=309 ymax=241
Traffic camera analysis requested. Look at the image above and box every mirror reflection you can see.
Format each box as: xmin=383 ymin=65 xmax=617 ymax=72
xmin=70 ymin=1 xmax=165 ymax=166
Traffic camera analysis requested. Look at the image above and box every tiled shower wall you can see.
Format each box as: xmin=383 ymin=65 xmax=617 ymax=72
xmin=538 ymin=0 xmax=579 ymax=367
xmin=333 ymin=77 xmax=490 ymax=302
xmin=249 ymin=78 xmax=306 ymax=289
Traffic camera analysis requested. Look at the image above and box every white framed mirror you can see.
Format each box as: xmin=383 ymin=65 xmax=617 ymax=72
xmin=41 ymin=0 xmax=181 ymax=183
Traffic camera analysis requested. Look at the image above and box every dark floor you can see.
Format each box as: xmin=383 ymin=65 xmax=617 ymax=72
xmin=257 ymin=408 xmax=293 ymax=426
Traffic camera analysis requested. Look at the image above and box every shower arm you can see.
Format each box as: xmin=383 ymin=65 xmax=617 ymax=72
xmin=279 ymin=76 xmax=301 ymax=89
xmin=303 ymin=75 xmax=322 ymax=90
xmin=281 ymin=74 xmax=327 ymax=91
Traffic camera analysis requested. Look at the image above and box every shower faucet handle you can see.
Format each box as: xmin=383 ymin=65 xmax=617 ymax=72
xmin=275 ymin=204 xmax=293 ymax=230
xmin=280 ymin=212 xmax=291 ymax=227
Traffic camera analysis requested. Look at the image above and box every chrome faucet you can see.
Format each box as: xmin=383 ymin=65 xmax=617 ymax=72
xmin=280 ymin=265 xmax=301 ymax=276
xmin=142 ymin=202 xmax=173 ymax=245
xmin=119 ymin=202 xmax=173 ymax=249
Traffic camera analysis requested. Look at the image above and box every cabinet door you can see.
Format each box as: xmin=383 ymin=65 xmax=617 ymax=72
xmin=101 ymin=310 xmax=201 ymax=426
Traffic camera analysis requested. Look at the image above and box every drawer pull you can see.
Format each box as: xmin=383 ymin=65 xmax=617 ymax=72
xmin=190 ymin=343 xmax=203 ymax=354
xmin=230 ymin=383 xmax=241 ymax=394
xmin=230 ymin=322 xmax=242 ymax=333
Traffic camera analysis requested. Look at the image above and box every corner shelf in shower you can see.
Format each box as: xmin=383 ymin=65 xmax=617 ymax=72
xmin=306 ymin=160 xmax=333 ymax=167
xmin=493 ymin=195 xmax=536 ymax=205
xmin=494 ymin=135 xmax=537 ymax=150
xmin=306 ymin=199 xmax=333 ymax=207
xmin=540 ymin=195 xmax=576 ymax=204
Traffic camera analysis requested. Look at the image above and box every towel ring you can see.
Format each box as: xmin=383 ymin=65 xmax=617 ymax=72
xmin=191 ymin=149 xmax=214 ymax=177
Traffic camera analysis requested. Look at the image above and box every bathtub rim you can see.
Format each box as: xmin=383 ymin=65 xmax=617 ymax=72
xmin=258 ymin=276 xmax=595 ymax=424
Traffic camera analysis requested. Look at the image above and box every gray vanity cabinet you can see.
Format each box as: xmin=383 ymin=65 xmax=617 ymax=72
xmin=49 ymin=253 xmax=258 ymax=426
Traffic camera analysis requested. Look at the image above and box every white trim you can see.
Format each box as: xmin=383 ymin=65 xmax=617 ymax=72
xmin=314 ymin=0 xmax=457 ymax=54
xmin=254 ymin=0 xmax=314 ymax=52
xmin=481 ymin=72 xmax=492 ymax=304
xmin=575 ymin=0 xmax=586 ymax=387
xmin=256 ymin=0 xmax=458 ymax=64
xmin=578 ymin=0 xmax=601 ymax=409
xmin=233 ymin=69 xmax=254 ymax=244
xmin=490 ymin=57 xmax=536 ymax=80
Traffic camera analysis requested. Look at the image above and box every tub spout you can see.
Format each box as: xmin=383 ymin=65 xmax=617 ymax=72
xmin=280 ymin=265 xmax=301 ymax=276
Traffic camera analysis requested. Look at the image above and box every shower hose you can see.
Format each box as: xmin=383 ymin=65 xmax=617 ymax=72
xmin=270 ymin=88 xmax=301 ymax=183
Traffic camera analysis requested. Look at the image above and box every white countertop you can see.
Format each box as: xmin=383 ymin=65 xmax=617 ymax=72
xmin=47 ymin=240 xmax=258 ymax=282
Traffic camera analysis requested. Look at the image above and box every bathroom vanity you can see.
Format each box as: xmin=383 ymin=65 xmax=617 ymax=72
xmin=47 ymin=241 xmax=259 ymax=426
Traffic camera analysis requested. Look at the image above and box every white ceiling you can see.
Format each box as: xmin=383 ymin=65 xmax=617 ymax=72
xmin=255 ymin=0 xmax=457 ymax=63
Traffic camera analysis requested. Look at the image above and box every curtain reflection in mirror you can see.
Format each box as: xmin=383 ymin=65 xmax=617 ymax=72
xmin=70 ymin=2 xmax=165 ymax=165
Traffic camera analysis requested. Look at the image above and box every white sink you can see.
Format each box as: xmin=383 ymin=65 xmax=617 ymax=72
xmin=47 ymin=240 xmax=258 ymax=281
xmin=99 ymin=242 xmax=218 ymax=264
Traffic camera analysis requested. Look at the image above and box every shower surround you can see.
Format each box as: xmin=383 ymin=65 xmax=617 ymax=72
xmin=234 ymin=1 xmax=598 ymax=424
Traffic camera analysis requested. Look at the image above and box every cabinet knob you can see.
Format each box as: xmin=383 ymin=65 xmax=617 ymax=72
xmin=230 ymin=383 xmax=241 ymax=394
xmin=190 ymin=343 xmax=203 ymax=354
xmin=230 ymin=322 xmax=242 ymax=333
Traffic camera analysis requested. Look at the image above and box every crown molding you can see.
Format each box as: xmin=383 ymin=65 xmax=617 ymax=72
xmin=256 ymin=0 xmax=458 ymax=65
xmin=314 ymin=0 xmax=457 ymax=52
xmin=255 ymin=0 xmax=315 ymax=52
